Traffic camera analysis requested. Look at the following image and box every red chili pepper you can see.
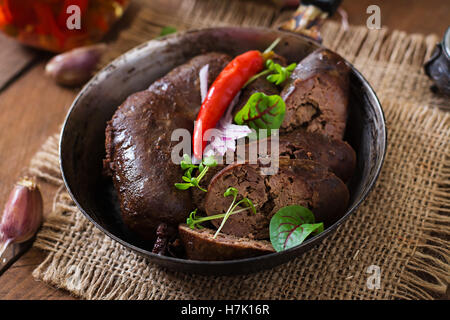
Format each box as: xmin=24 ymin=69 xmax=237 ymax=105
xmin=193 ymin=50 xmax=264 ymax=159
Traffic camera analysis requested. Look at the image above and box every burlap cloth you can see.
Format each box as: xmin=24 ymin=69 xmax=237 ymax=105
xmin=28 ymin=0 xmax=449 ymax=299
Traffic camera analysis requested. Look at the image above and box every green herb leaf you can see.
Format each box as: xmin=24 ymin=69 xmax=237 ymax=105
xmin=185 ymin=167 xmax=194 ymax=179
xmin=234 ymin=92 xmax=286 ymax=137
xmin=224 ymin=187 xmax=238 ymax=198
xmin=190 ymin=177 xmax=199 ymax=186
xmin=159 ymin=26 xmax=177 ymax=37
xmin=202 ymin=155 xmax=217 ymax=167
xmin=265 ymin=60 xmax=297 ymax=86
xmin=186 ymin=205 xmax=254 ymax=230
xmin=214 ymin=188 xmax=256 ymax=238
xmin=238 ymin=197 xmax=256 ymax=214
xmin=174 ymin=183 xmax=192 ymax=190
xmin=243 ymin=69 xmax=272 ymax=88
xmin=269 ymin=205 xmax=324 ymax=252
xmin=244 ymin=59 xmax=296 ymax=87
xmin=175 ymin=154 xmax=217 ymax=192
xmin=187 ymin=209 xmax=205 ymax=229
xmin=183 ymin=153 xmax=191 ymax=164
xmin=180 ymin=154 xmax=196 ymax=170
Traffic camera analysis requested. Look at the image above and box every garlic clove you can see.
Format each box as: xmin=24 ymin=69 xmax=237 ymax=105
xmin=0 ymin=177 xmax=43 ymax=257
xmin=45 ymin=43 xmax=107 ymax=87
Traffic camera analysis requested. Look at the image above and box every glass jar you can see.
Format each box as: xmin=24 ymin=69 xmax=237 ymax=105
xmin=0 ymin=0 xmax=130 ymax=52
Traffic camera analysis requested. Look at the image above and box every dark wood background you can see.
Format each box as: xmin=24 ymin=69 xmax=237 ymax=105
xmin=0 ymin=0 xmax=448 ymax=300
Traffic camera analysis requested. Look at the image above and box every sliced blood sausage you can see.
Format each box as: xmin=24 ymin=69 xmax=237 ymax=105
xmin=191 ymin=164 xmax=224 ymax=212
xmin=280 ymin=48 xmax=351 ymax=140
xmin=193 ymin=128 xmax=356 ymax=212
xmin=178 ymin=224 xmax=275 ymax=261
xmin=243 ymin=129 xmax=356 ymax=182
xmin=204 ymin=159 xmax=349 ymax=239
xmin=278 ymin=130 xmax=356 ymax=182
xmin=104 ymin=53 xmax=231 ymax=242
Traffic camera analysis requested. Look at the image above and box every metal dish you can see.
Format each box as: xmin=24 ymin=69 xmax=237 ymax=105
xmin=60 ymin=27 xmax=387 ymax=275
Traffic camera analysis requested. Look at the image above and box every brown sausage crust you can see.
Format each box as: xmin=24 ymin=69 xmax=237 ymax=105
xmin=192 ymin=129 xmax=356 ymax=212
xmin=278 ymin=130 xmax=356 ymax=182
xmin=179 ymin=224 xmax=275 ymax=261
xmin=281 ymin=48 xmax=350 ymax=140
xmin=104 ymin=53 xmax=231 ymax=242
xmin=204 ymin=159 xmax=349 ymax=240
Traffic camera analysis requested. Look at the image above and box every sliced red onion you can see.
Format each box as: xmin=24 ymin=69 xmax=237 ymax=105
xmin=198 ymin=66 xmax=251 ymax=158
xmin=199 ymin=64 xmax=209 ymax=103
xmin=204 ymin=91 xmax=252 ymax=157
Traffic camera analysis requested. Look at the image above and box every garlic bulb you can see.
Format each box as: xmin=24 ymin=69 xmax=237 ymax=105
xmin=45 ymin=43 xmax=107 ymax=87
xmin=0 ymin=178 xmax=43 ymax=257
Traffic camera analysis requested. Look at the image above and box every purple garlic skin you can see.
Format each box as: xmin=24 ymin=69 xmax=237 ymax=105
xmin=0 ymin=178 xmax=43 ymax=257
xmin=45 ymin=43 xmax=107 ymax=87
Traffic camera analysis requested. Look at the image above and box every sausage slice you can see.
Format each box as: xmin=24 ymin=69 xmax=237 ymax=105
xmin=239 ymin=130 xmax=356 ymax=182
xmin=179 ymin=224 xmax=275 ymax=261
xmin=281 ymin=48 xmax=351 ymax=140
xmin=204 ymin=159 xmax=349 ymax=239
xmin=278 ymin=130 xmax=356 ymax=182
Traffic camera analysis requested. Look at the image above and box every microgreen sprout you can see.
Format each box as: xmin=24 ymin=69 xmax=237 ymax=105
xmin=174 ymin=154 xmax=217 ymax=192
xmin=266 ymin=60 xmax=297 ymax=85
xmin=244 ymin=59 xmax=297 ymax=87
xmin=213 ymin=187 xmax=255 ymax=238
xmin=185 ymin=187 xmax=256 ymax=238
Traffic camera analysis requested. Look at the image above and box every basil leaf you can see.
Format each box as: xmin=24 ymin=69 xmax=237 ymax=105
xmin=269 ymin=205 xmax=324 ymax=252
xmin=234 ymin=92 xmax=286 ymax=137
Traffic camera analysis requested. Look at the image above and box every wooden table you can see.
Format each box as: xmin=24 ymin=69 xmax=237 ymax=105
xmin=0 ymin=0 xmax=448 ymax=300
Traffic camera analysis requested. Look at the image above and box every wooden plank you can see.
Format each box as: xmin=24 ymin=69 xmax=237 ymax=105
xmin=0 ymin=33 xmax=38 ymax=91
xmin=0 ymin=248 xmax=76 ymax=300
xmin=0 ymin=60 xmax=78 ymax=299
xmin=333 ymin=0 xmax=450 ymax=36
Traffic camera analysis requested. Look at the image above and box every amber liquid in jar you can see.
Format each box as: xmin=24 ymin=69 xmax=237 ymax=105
xmin=0 ymin=0 xmax=129 ymax=52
